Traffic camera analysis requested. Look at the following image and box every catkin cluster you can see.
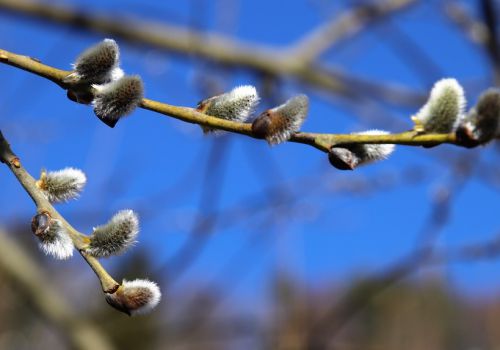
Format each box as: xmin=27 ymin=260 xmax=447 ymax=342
xmin=65 ymin=39 xmax=143 ymax=127
xmin=31 ymin=167 xmax=160 ymax=315
xmin=65 ymin=41 xmax=500 ymax=172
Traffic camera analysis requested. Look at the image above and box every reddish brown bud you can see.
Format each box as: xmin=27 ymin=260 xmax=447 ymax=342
xmin=251 ymin=95 xmax=309 ymax=145
xmin=328 ymin=148 xmax=357 ymax=170
xmin=31 ymin=211 xmax=51 ymax=236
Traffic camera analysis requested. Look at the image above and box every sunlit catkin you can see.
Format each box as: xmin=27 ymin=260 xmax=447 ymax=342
xmin=31 ymin=211 xmax=73 ymax=260
xmin=105 ymin=279 xmax=161 ymax=316
xmin=252 ymin=94 xmax=309 ymax=145
xmin=196 ymin=85 xmax=259 ymax=133
xmin=85 ymin=209 xmax=139 ymax=258
xmin=412 ymin=78 xmax=466 ymax=133
xmin=36 ymin=167 xmax=86 ymax=203
xmin=92 ymin=75 xmax=144 ymax=127
xmin=63 ymin=38 xmax=124 ymax=85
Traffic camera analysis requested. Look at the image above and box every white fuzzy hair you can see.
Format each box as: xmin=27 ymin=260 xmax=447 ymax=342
xmin=414 ymin=78 xmax=466 ymax=133
xmin=38 ymin=220 xmax=74 ymax=260
xmin=122 ymin=279 xmax=162 ymax=315
xmin=39 ymin=167 xmax=86 ymax=203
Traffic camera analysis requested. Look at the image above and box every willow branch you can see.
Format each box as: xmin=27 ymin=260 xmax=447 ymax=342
xmin=0 ymin=48 xmax=467 ymax=153
xmin=0 ymin=0 xmax=424 ymax=106
xmin=0 ymin=229 xmax=115 ymax=350
xmin=0 ymin=130 xmax=119 ymax=293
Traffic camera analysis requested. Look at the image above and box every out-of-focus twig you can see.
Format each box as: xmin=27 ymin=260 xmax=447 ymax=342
xmin=308 ymin=155 xmax=476 ymax=348
xmin=0 ymin=229 xmax=114 ymax=350
xmin=0 ymin=0 xmax=425 ymax=106
xmin=292 ymin=0 xmax=418 ymax=63
xmin=479 ymin=0 xmax=500 ymax=84
xmin=444 ymin=2 xmax=490 ymax=46
xmin=165 ymin=137 xmax=230 ymax=283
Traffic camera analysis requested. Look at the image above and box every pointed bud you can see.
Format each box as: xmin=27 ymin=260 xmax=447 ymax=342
xmin=105 ymin=279 xmax=161 ymax=316
xmin=412 ymin=78 xmax=466 ymax=133
xmin=252 ymin=94 xmax=309 ymax=145
xmin=31 ymin=211 xmax=73 ymax=260
xmin=196 ymin=85 xmax=259 ymax=133
xmin=328 ymin=130 xmax=395 ymax=170
xmin=459 ymin=89 xmax=500 ymax=144
xmin=92 ymin=75 xmax=144 ymax=127
xmin=63 ymin=39 xmax=124 ymax=85
xmin=85 ymin=210 xmax=139 ymax=258
xmin=36 ymin=167 xmax=86 ymax=203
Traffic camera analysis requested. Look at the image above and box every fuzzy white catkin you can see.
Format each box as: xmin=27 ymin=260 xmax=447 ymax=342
xmin=413 ymin=78 xmax=466 ymax=133
xmin=269 ymin=94 xmax=309 ymax=145
xmin=86 ymin=209 xmax=139 ymax=258
xmin=64 ymin=38 xmax=124 ymax=85
xmin=252 ymin=94 xmax=309 ymax=145
xmin=353 ymin=130 xmax=395 ymax=163
xmin=105 ymin=279 xmax=161 ymax=316
xmin=37 ymin=168 xmax=86 ymax=203
xmin=198 ymin=85 xmax=259 ymax=133
xmin=92 ymin=75 xmax=144 ymax=127
xmin=328 ymin=130 xmax=395 ymax=170
xmin=37 ymin=219 xmax=74 ymax=260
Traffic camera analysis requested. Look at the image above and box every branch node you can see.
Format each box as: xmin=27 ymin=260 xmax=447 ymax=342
xmin=10 ymin=157 xmax=20 ymax=168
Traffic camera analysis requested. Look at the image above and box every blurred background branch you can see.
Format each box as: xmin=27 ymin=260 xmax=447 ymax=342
xmin=0 ymin=229 xmax=114 ymax=350
xmin=0 ymin=0 xmax=425 ymax=106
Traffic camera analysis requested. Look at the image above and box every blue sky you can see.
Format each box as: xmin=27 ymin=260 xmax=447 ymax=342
xmin=1 ymin=0 xmax=499 ymax=312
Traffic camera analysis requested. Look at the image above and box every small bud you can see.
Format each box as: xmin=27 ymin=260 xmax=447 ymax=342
xmin=105 ymin=279 xmax=161 ymax=316
xmin=85 ymin=210 xmax=139 ymax=258
xmin=31 ymin=211 xmax=74 ymax=260
xmin=459 ymin=89 xmax=500 ymax=144
xmin=31 ymin=210 xmax=51 ymax=236
xmin=63 ymin=39 xmax=124 ymax=85
xmin=328 ymin=130 xmax=395 ymax=170
xmin=252 ymin=94 xmax=309 ymax=145
xmin=196 ymin=85 xmax=259 ymax=133
xmin=328 ymin=147 xmax=357 ymax=170
xmin=92 ymin=75 xmax=144 ymax=127
xmin=412 ymin=78 xmax=466 ymax=133
xmin=36 ymin=167 xmax=86 ymax=203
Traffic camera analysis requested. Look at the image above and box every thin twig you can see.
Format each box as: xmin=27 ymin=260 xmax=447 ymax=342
xmin=291 ymin=0 xmax=418 ymax=62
